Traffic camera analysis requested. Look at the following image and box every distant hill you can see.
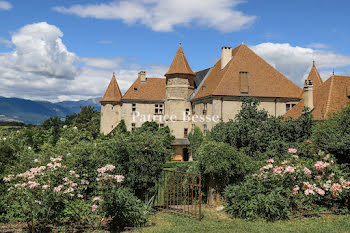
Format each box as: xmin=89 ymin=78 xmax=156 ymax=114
xmin=56 ymin=97 xmax=100 ymax=114
xmin=0 ymin=96 xmax=101 ymax=124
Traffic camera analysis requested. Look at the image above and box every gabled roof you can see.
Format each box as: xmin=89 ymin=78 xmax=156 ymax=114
xmin=284 ymin=75 xmax=350 ymax=120
xmin=307 ymin=62 xmax=323 ymax=89
xmin=165 ymin=45 xmax=195 ymax=77
xmin=122 ymin=77 xmax=166 ymax=101
xmin=193 ymin=44 xmax=302 ymax=100
xmin=100 ymin=73 xmax=122 ymax=102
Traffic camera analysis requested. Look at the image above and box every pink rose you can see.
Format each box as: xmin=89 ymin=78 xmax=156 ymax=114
xmin=288 ymin=148 xmax=298 ymax=154
xmin=91 ymin=204 xmax=98 ymax=212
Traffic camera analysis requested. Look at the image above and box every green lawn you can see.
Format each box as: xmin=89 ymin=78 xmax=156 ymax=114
xmin=135 ymin=206 xmax=350 ymax=233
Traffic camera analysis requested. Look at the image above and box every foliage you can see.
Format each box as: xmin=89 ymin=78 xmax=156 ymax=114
xmin=164 ymin=161 xmax=199 ymax=174
xmin=2 ymin=155 xmax=147 ymax=231
xmin=312 ymin=104 xmax=350 ymax=164
xmin=210 ymin=98 xmax=313 ymax=159
xmin=64 ymin=106 xmax=100 ymax=139
xmin=197 ymin=140 xmax=254 ymax=193
xmin=188 ymin=126 xmax=204 ymax=159
xmin=224 ymin=148 xmax=350 ymax=221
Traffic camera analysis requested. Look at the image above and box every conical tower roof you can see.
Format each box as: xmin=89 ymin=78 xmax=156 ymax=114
xmin=100 ymin=73 xmax=122 ymax=102
xmin=165 ymin=45 xmax=195 ymax=76
xmin=307 ymin=62 xmax=323 ymax=89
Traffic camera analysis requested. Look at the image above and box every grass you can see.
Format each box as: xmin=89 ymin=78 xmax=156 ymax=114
xmin=135 ymin=206 xmax=350 ymax=233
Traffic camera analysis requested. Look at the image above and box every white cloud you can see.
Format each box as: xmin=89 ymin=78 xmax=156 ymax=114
xmin=250 ymin=43 xmax=350 ymax=85
xmin=80 ymin=57 xmax=123 ymax=69
xmin=0 ymin=22 xmax=79 ymax=80
xmin=53 ymin=0 xmax=256 ymax=32
xmin=0 ymin=37 xmax=12 ymax=48
xmin=0 ymin=1 xmax=12 ymax=10
xmin=308 ymin=42 xmax=330 ymax=49
xmin=0 ymin=22 xmax=168 ymax=102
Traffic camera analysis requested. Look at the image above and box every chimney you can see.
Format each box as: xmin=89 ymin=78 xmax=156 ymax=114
xmin=239 ymin=71 xmax=249 ymax=93
xmin=304 ymin=79 xmax=314 ymax=110
xmin=221 ymin=46 xmax=232 ymax=69
xmin=139 ymin=71 xmax=146 ymax=82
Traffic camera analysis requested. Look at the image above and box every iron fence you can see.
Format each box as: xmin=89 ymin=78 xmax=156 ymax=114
xmin=155 ymin=170 xmax=202 ymax=220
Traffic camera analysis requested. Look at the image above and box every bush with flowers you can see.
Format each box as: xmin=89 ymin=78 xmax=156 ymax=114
xmin=2 ymin=155 xmax=148 ymax=231
xmin=224 ymin=148 xmax=350 ymax=221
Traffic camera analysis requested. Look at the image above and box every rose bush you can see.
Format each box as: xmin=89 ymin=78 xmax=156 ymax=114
xmin=224 ymin=148 xmax=350 ymax=221
xmin=3 ymin=155 xmax=147 ymax=231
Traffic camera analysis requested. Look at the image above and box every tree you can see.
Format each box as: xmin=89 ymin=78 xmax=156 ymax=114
xmin=312 ymin=104 xmax=350 ymax=164
xmin=196 ymin=140 xmax=254 ymax=203
xmin=65 ymin=106 xmax=100 ymax=139
xmin=188 ymin=126 xmax=204 ymax=159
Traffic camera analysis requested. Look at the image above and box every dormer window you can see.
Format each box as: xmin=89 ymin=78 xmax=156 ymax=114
xmin=239 ymin=71 xmax=249 ymax=94
xmin=286 ymin=103 xmax=296 ymax=112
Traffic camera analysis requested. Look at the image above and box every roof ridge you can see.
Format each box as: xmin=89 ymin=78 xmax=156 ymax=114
xmin=325 ymin=76 xmax=335 ymax=116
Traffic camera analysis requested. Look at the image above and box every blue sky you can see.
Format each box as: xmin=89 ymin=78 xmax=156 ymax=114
xmin=0 ymin=0 xmax=350 ymax=101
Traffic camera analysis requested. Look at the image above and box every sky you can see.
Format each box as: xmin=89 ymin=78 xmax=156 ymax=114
xmin=0 ymin=0 xmax=350 ymax=102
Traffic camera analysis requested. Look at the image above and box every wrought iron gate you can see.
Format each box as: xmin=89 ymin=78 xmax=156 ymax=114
xmin=155 ymin=170 xmax=202 ymax=220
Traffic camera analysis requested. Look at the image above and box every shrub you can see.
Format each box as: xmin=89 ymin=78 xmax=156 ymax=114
xmin=197 ymin=140 xmax=254 ymax=194
xmin=224 ymin=148 xmax=350 ymax=221
xmin=2 ymin=155 xmax=147 ymax=230
xmin=312 ymin=104 xmax=350 ymax=164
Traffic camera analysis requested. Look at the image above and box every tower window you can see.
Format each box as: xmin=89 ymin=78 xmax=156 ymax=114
xmin=185 ymin=108 xmax=190 ymax=116
xmin=159 ymin=123 xmax=165 ymax=128
xmin=132 ymin=103 xmax=136 ymax=112
xmin=131 ymin=123 xmax=136 ymax=132
xmin=184 ymin=128 xmax=188 ymax=138
xmin=154 ymin=104 xmax=164 ymax=115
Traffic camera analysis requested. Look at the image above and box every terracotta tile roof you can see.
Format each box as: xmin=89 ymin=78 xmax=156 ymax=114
xmin=122 ymin=77 xmax=166 ymax=101
xmin=307 ymin=63 xmax=323 ymax=89
xmin=165 ymin=45 xmax=195 ymax=77
xmin=284 ymin=76 xmax=350 ymax=120
xmin=193 ymin=44 xmax=302 ymax=99
xmin=100 ymin=73 xmax=122 ymax=102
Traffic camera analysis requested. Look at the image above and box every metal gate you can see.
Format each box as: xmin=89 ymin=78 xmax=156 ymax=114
xmin=155 ymin=170 xmax=202 ymax=220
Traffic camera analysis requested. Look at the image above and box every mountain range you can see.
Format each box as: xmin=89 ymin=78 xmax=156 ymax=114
xmin=0 ymin=96 xmax=101 ymax=124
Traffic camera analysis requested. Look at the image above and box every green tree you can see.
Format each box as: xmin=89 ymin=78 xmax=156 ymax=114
xmin=312 ymin=104 xmax=350 ymax=164
xmin=188 ymin=126 xmax=204 ymax=159
xmin=65 ymin=106 xmax=100 ymax=139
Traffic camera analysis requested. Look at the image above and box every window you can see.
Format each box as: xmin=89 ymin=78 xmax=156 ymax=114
xmin=185 ymin=108 xmax=190 ymax=116
xmin=159 ymin=123 xmax=165 ymax=128
xmin=131 ymin=123 xmax=136 ymax=132
xmin=203 ymin=103 xmax=207 ymax=115
xmin=192 ymin=104 xmax=195 ymax=114
xmin=154 ymin=104 xmax=164 ymax=115
xmin=184 ymin=128 xmax=188 ymax=138
xmin=192 ymin=123 xmax=195 ymax=132
xmin=286 ymin=103 xmax=296 ymax=112
xmin=203 ymin=124 xmax=207 ymax=136
xmin=132 ymin=103 xmax=136 ymax=112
